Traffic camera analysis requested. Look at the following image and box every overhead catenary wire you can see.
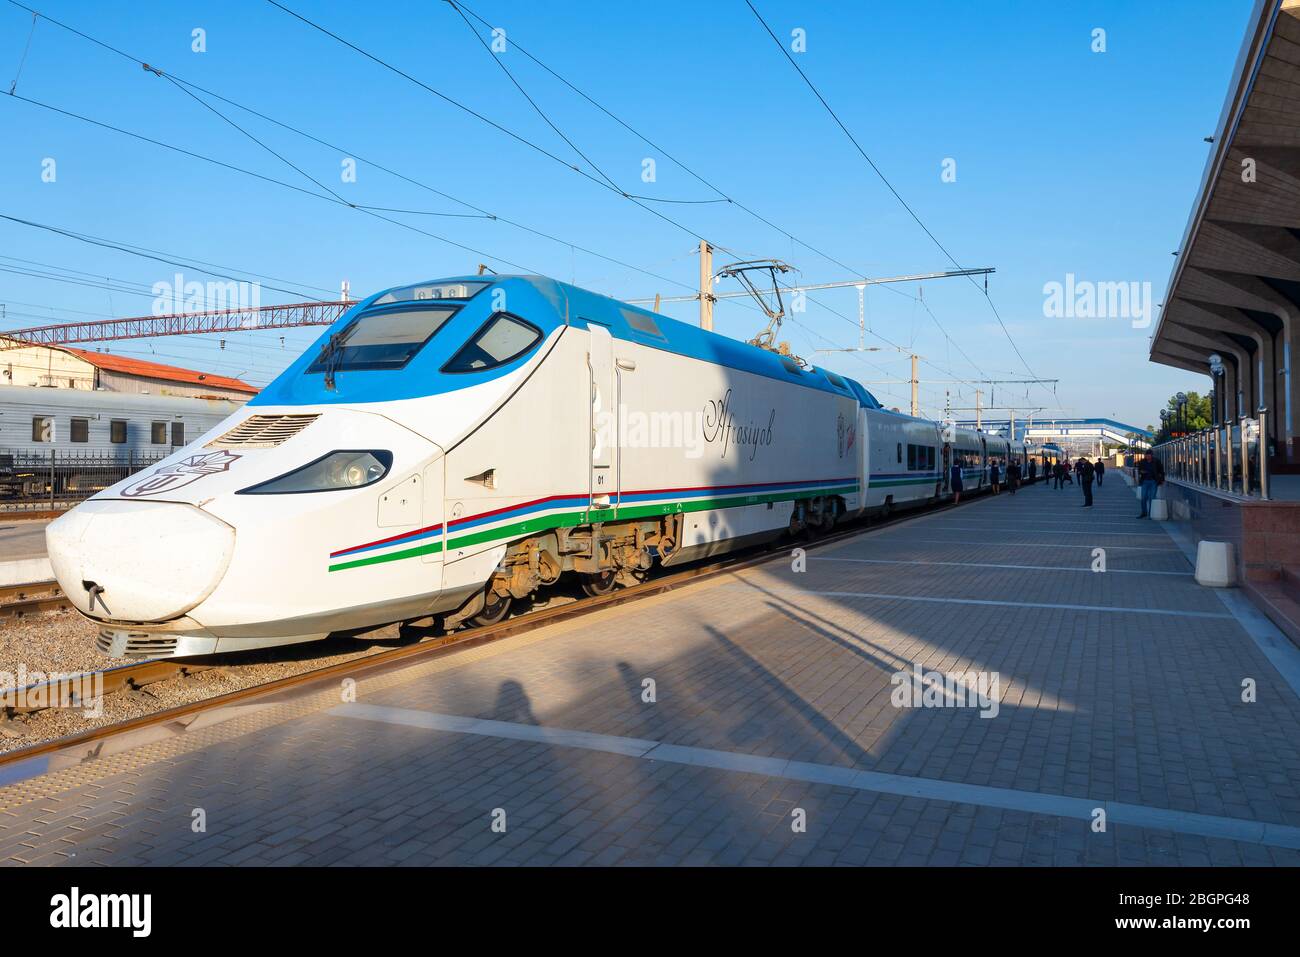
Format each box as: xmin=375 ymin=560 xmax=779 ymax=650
xmin=742 ymin=0 xmax=1045 ymax=393
xmin=447 ymin=0 xmax=990 ymax=382
xmin=438 ymin=0 xmax=990 ymax=387
xmin=0 ymin=212 xmax=334 ymax=302
xmin=5 ymin=0 xmax=983 ymax=390
xmin=0 ymin=1 xmax=720 ymax=302
xmin=2 ymin=0 xmax=947 ymax=381
xmin=450 ymin=0 xmax=906 ymax=296
xmin=263 ymin=0 xmax=718 ymax=247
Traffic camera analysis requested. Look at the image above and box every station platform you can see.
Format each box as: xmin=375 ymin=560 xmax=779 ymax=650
xmin=0 ymin=519 xmax=52 ymax=587
xmin=4 ymin=477 xmax=1300 ymax=866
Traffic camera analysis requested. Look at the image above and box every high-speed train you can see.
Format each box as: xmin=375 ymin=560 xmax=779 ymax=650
xmin=46 ymin=276 xmax=1027 ymax=658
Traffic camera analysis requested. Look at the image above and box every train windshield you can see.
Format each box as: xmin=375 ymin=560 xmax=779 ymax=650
xmin=307 ymin=305 xmax=457 ymax=373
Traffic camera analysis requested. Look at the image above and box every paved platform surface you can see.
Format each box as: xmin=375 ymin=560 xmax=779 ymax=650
xmin=4 ymin=477 xmax=1300 ymax=866
xmin=0 ymin=519 xmax=49 ymax=562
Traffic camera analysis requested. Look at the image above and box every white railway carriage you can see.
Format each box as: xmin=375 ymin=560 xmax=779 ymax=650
xmin=0 ymin=385 xmax=244 ymax=455
xmin=952 ymin=427 xmax=987 ymax=492
xmin=855 ymin=408 xmax=942 ymax=515
xmin=47 ymin=276 xmax=866 ymax=658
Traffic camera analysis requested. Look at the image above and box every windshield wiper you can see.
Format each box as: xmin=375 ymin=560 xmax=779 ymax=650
xmin=318 ymin=327 xmax=352 ymax=392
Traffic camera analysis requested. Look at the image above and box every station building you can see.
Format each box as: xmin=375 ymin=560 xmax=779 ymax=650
xmin=1150 ymin=0 xmax=1300 ymax=466
xmin=0 ymin=338 xmax=256 ymax=400
xmin=1148 ymin=0 xmax=1300 ymax=638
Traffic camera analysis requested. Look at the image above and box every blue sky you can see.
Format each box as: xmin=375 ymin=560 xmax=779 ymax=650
xmin=0 ymin=0 xmax=1253 ymax=427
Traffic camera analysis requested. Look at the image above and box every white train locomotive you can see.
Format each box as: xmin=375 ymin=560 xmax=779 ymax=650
xmin=46 ymin=276 xmax=1026 ymax=658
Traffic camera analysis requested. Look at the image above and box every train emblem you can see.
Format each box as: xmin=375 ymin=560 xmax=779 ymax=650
xmin=121 ymin=450 xmax=242 ymax=498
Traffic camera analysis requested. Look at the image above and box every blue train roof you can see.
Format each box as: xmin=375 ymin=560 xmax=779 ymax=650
xmin=252 ymin=275 xmax=868 ymax=406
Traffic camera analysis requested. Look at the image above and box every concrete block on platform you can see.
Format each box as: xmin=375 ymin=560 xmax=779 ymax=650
xmin=1195 ymin=541 xmax=1237 ymax=588
xmin=1150 ymin=499 xmax=1169 ymax=521
xmin=0 ymin=557 xmax=53 ymax=587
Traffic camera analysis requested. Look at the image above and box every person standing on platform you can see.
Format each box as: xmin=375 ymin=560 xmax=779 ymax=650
xmin=1028 ymin=459 xmax=1038 ymax=484
xmin=950 ymin=455 xmax=964 ymax=505
xmin=1079 ymin=457 xmax=1095 ymax=507
xmin=989 ymin=458 xmax=1001 ymax=495
xmin=1094 ymin=457 xmax=1106 ymax=486
xmin=1053 ymin=461 xmax=1064 ymax=489
xmin=1007 ymin=459 xmax=1021 ymax=494
xmin=1136 ymin=450 xmax=1164 ymax=518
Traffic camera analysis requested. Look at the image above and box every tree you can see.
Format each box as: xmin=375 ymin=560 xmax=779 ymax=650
xmin=1152 ymin=391 xmax=1212 ymax=444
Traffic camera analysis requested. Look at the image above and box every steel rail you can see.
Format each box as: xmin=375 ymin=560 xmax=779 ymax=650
xmin=0 ymin=487 xmax=993 ymax=767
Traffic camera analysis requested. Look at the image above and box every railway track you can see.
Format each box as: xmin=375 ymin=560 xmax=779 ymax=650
xmin=0 ymin=580 xmax=70 ymax=622
xmin=0 ymin=484 xmax=1016 ymax=766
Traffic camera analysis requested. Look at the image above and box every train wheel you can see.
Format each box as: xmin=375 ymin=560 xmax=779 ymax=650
xmin=469 ymin=590 xmax=512 ymax=627
xmin=580 ymin=570 xmax=618 ymax=597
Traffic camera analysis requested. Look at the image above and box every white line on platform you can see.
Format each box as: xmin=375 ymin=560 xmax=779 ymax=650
xmin=731 ymin=584 xmax=1232 ymax=619
xmin=810 ymin=556 xmax=1193 ymax=576
xmin=328 ymin=703 xmax=1300 ymax=850
xmin=923 ymin=525 xmax=1169 ymax=538
xmin=902 ymin=539 xmax=1182 ymax=553
xmin=931 ymin=519 xmax=1163 ymax=530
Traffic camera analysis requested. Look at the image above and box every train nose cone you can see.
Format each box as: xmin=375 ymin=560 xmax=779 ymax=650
xmin=47 ymin=500 xmax=235 ymax=623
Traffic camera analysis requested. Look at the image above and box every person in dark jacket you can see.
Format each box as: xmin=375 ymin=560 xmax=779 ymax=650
xmin=1079 ymin=457 xmax=1095 ymax=507
xmin=989 ymin=459 xmax=1001 ymax=495
xmin=1136 ymin=450 xmax=1164 ymax=518
xmin=1094 ymin=457 xmax=1106 ymax=486
xmin=1007 ymin=460 xmax=1021 ymax=494
xmin=1053 ymin=461 xmax=1064 ymax=489
xmin=1028 ymin=459 xmax=1037 ymax=484
xmin=950 ymin=456 xmax=964 ymax=505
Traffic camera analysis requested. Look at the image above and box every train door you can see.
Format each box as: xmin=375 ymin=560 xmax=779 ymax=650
xmin=421 ymin=453 xmax=445 ymax=565
xmin=857 ymin=406 xmax=870 ymax=514
xmin=940 ymin=423 xmax=952 ymax=493
xmin=587 ymin=323 xmax=617 ymax=518
xmin=940 ymin=441 xmax=951 ymax=493
xmin=979 ymin=436 xmax=988 ymax=488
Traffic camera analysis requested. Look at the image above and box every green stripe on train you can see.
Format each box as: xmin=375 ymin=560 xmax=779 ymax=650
xmin=328 ymin=483 xmax=859 ymax=572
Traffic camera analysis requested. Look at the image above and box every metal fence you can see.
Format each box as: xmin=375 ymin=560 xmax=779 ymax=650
xmin=1150 ymin=412 xmax=1269 ymax=500
xmin=0 ymin=449 xmax=168 ymax=512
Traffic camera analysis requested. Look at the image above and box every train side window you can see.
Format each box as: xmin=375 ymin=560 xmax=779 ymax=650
xmin=110 ymin=420 xmax=127 ymax=444
xmin=151 ymin=421 xmax=167 ymax=444
xmin=31 ymin=416 xmax=53 ymax=443
xmin=171 ymin=422 xmax=185 ymax=446
xmin=70 ymin=418 xmax=89 ymax=443
xmin=442 ymin=313 xmax=542 ymax=373
xmin=906 ymin=444 xmax=917 ymax=470
xmin=896 ymin=443 xmax=902 ymax=464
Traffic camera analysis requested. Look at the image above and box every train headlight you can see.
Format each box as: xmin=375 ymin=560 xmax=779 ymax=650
xmin=238 ymin=450 xmax=393 ymax=495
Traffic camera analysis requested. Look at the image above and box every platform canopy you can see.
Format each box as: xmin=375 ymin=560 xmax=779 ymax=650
xmin=1151 ymin=0 xmax=1300 ymax=464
